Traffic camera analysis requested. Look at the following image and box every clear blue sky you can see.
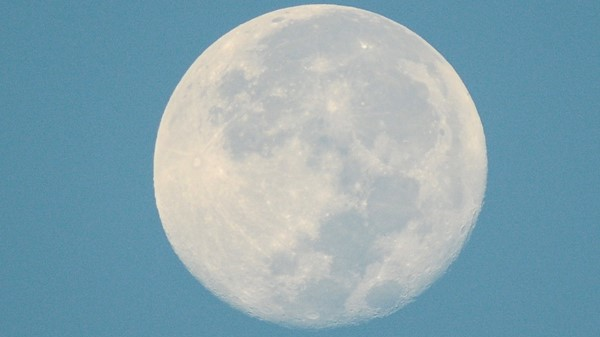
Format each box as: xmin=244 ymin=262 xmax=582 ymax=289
xmin=1 ymin=1 xmax=598 ymax=336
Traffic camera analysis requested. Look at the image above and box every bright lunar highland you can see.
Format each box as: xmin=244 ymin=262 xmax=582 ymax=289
xmin=154 ymin=4 xmax=487 ymax=328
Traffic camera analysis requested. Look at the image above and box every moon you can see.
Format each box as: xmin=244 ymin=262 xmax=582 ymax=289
xmin=154 ymin=4 xmax=486 ymax=328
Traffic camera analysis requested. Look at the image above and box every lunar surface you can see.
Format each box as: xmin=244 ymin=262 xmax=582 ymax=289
xmin=154 ymin=4 xmax=487 ymax=328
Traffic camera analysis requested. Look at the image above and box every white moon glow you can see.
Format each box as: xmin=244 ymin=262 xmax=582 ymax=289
xmin=154 ymin=4 xmax=486 ymax=328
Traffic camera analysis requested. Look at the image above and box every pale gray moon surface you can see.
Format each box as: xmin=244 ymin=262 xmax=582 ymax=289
xmin=154 ymin=4 xmax=486 ymax=328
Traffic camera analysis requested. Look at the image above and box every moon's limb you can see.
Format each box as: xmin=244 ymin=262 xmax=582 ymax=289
xmin=154 ymin=4 xmax=486 ymax=328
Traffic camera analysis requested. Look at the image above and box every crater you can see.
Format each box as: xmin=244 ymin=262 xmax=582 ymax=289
xmin=365 ymin=280 xmax=405 ymax=312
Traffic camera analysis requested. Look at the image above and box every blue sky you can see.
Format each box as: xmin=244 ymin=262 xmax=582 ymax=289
xmin=1 ymin=1 xmax=598 ymax=336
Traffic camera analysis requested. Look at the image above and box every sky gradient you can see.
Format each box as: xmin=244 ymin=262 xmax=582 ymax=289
xmin=2 ymin=1 xmax=598 ymax=336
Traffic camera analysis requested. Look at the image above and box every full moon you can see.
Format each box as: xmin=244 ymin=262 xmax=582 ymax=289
xmin=154 ymin=5 xmax=486 ymax=328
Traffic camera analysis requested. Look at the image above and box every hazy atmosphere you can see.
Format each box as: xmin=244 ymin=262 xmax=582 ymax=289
xmin=2 ymin=1 xmax=598 ymax=336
